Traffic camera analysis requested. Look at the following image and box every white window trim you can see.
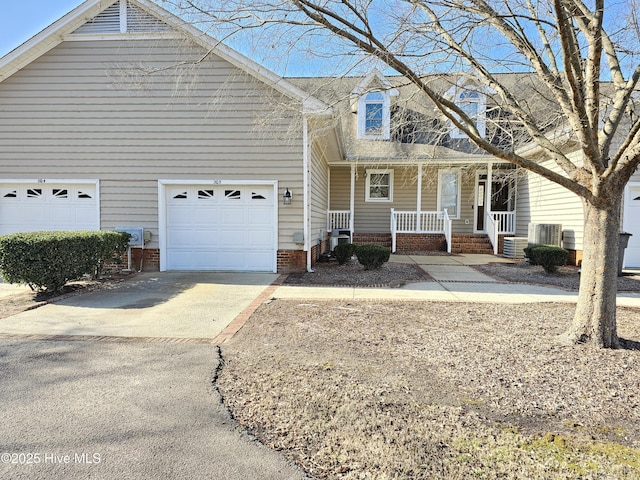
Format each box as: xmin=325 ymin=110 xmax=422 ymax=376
xmin=437 ymin=169 xmax=461 ymax=219
xmin=357 ymin=91 xmax=391 ymax=140
xmin=448 ymin=88 xmax=488 ymax=139
xmin=365 ymin=169 xmax=394 ymax=202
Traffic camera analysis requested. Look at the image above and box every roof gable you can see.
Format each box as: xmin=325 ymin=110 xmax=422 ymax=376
xmin=0 ymin=0 xmax=329 ymax=114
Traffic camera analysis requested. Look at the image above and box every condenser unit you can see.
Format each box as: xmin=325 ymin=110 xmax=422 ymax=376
xmin=503 ymin=237 xmax=528 ymax=258
xmin=527 ymin=223 xmax=562 ymax=246
xmin=330 ymin=229 xmax=351 ymax=250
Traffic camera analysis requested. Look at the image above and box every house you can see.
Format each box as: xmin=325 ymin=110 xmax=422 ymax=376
xmin=1 ymin=0 xmax=638 ymax=273
xmin=0 ymin=0 xmax=336 ymax=273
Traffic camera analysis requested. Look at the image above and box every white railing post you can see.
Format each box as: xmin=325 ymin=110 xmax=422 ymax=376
xmin=443 ymin=209 xmax=452 ymax=253
xmin=391 ymin=208 xmax=396 ymax=253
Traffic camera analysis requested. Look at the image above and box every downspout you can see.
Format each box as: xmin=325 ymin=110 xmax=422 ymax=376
xmin=416 ymin=163 xmax=423 ymax=232
xmin=303 ymin=115 xmax=314 ymax=272
xmin=350 ymin=164 xmax=355 ymax=237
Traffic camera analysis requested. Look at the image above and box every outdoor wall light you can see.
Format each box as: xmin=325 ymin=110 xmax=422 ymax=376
xmin=283 ymin=188 xmax=293 ymax=205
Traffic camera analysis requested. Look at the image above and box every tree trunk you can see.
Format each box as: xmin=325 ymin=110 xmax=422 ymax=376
xmin=562 ymin=197 xmax=622 ymax=348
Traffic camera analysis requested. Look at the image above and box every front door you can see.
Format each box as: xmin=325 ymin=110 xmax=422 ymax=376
xmin=475 ymin=175 xmax=511 ymax=232
xmin=475 ymin=178 xmax=487 ymax=231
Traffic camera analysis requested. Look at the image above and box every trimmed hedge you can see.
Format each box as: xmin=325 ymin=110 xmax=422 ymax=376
xmin=524 ymin=244 xmax=568 ymax=274
xmin=0 ymin=230 xmax=131 ymax=291
xmin=354 ymin=244 xmax=391 ymax=270
xmin=333 ymin=242 xmax=355 ymax=265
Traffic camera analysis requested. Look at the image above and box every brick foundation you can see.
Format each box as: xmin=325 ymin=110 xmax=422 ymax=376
xmin=277 ymin=250 xmax=307 ymax=273
xmin=351 ymin=233 xmax=392 ymax=248
xmin=395 ymin=233 xmax=447 ymax=252
xmin=107 ymin=248 xmax=160 ymax=272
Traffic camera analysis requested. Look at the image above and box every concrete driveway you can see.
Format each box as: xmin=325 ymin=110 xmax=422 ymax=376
xmin=0 ymin=272 xmax=279 ymax=339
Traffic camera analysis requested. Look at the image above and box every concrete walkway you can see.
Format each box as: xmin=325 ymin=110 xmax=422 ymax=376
xmin=272 ymin=254 xmax=640 ymax=307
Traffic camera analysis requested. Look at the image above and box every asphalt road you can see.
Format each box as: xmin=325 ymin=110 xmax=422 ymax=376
xmin=0 ymin=338 xmax=308 ymax=480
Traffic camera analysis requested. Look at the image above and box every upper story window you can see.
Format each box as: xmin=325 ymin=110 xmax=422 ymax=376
xmin=352 ymin=70 xmax=399 ymax=141
xmin=358 ymin=91 xmax=390 ymax=140
xmin=448 ymin=85 xmax=489 ymax=139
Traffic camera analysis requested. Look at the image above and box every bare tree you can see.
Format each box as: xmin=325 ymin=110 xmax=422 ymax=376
xmin=163 ymin=0 xmax=640 ymax=348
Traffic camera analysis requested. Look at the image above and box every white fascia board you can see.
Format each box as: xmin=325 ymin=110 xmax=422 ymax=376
xmin=0 ymin=0 xmax=119 ymax=82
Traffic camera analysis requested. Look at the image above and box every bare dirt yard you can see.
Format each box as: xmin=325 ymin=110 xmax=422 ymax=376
xmin=218 ymin=258 xmax=640 ymax=479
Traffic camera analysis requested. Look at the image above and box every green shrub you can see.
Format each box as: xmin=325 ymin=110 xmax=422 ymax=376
xmin=0 ymin=230 xmax=130 ymax=291
xmin=354 ymin=244 xmax=391 ymax=270
xmin=333 ymin=242 xmax=355 ymax=265
xmin=524 ymin=245 xmax=568 ymax=273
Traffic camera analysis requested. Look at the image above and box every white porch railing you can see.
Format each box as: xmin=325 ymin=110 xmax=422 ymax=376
xmin=391 ymin=209 xmax=453 ymax=253
xmin=327 ymin=210 xmax=351 ymax=231
xmin=485 ymin=211 xmax=516 ymax=254
xmin=491 ymin=211 xmax=516 ymax=235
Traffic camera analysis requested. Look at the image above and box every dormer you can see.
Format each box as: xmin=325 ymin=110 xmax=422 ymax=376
xmin=351 ymin=70 xmax=399 ymax=140
xmin=445 ymin=80 xmax=493 ymax=139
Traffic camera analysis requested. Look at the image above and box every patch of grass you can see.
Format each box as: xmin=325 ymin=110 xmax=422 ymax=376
xmin=218 ymin=299 xmax=640 ymax=479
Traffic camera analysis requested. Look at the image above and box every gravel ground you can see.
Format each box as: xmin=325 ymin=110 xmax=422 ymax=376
xmin=218 ymin=257 xmax=640 ymax=479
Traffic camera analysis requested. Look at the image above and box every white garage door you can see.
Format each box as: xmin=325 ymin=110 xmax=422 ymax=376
xmin=165 ymin=184 xmax=276 ymax=271
xmin=623 ymin=184 xmax=640 ymax=268
xmin=0 ymin=182 xmax=99 ymax=235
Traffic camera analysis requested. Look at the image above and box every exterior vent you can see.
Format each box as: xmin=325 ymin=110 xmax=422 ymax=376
xmin=503 ymin=237 xmax=528 ymax=258
xmin=528 ymin=223 xmax=562 ymax=246
xmin=72 ymin=1 xmax=172 ymax=35
xmin=127 ymin=4 xmax=173 ymax=33
xmin=74 ymin=2 xmax=121 ymax=34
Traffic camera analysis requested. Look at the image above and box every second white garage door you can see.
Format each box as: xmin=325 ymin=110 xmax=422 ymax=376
xmin=623 ymin=184 xmax=640 ymax=268
xmin=165 ymin=184 xmax=277 ymax=271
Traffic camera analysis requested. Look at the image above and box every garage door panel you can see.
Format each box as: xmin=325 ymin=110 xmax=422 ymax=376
xmin=624 ymin=185 xmax=640 ymax=267
xmin=193 ymin=229 xmax=219 ymax=246
xmin=248 ymin=230 xmax=274 ymax=248
xmin=165 ymin=183 xmax=276 ymax=271
xmin=0 ymin=182 xmax=99 ymax=235
xmin=219 ymin=251 xmax=248 ymax=270
xmin=248 ymin=207 xmax=275 ymax=225
xmin=219 ymin=230 xmax=246 ymax=247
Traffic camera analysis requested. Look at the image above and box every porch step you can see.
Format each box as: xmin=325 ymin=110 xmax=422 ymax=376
xmin=450 ymin=234 xmax=495 ymax=254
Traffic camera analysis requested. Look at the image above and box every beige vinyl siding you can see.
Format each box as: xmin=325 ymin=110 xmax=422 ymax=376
xmin=309 ymin=137 xmax=330 ymax=248
xmin=0 ymin=39 xmax=305 ymax=250
xmin=516 ymin=154 xmax=584 ymax=250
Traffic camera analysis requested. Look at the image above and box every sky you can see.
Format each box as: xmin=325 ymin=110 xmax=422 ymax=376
xmin=0 ymin=0 xmax=344 ymax=76
xmin=0 ymin=1 xmax=85 ymax=57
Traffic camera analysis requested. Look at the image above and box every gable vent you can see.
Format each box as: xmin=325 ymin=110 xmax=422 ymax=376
xmin=72 ymin=1 xmax=172 ymax=35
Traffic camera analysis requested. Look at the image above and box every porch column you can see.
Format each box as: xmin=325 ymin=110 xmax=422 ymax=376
xmin=487 ymin=161 xmax=493 ymax=212
xmin=349 ymin=164 xmax=355 ymax=235
xmin=416 ymin=163 xmax=423 ymax=233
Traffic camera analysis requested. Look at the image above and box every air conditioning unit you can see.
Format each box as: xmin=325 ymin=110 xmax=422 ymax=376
xmin=528 ymin=223 xmax=562 ymax=246
xmin=503 ymin=237 xmax=528 ymax=258
xmin=330 ymin=229 xmax=351 ymax=250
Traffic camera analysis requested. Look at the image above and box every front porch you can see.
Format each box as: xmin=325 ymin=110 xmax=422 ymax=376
xmin=326 ymin=162 xmax=518 ymax=256
xmin=327 ymin=209 xmax=516 ymax=255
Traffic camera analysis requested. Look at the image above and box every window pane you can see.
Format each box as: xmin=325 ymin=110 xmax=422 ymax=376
xmin=368 ymin=173 xmax=390 ymax=200
xmin=440 ymin=173 xmax=458 ymax=217
xmin=365 ymin=103 xmax=383 ymax=134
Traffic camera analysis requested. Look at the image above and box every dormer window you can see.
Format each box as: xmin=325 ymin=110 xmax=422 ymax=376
xmin=447 ymin=84 xmax=490 ymax=139
xmin=358 ymin=91 xmax=390 ymax=140
xmin=352 ymin=70 xmax=399 ymax=141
